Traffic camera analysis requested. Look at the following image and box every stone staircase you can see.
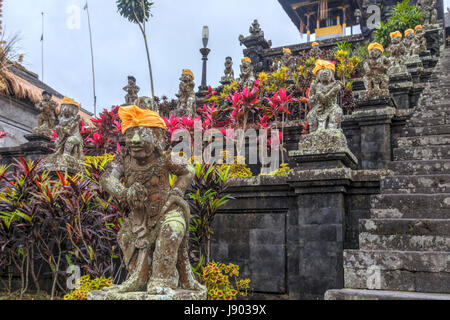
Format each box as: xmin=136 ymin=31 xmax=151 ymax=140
xmin=325 ymin=47 xmax=450 ymax=300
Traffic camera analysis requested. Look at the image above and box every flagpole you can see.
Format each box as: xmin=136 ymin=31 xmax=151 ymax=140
xmin=85 ymin=1 xmax=97 ymax=117
xmin=41 ymin=12 xmax=44 ymax=81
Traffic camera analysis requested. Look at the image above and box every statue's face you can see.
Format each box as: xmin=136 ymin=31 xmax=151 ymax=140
xmin=392 ymin=36 xmax=401 ymax=44
xmin=241 ymin=61 xmax=251 ymax=72
xmin=126 ymin=126 xmax=156 ymax=160
xmin=61 ymin=104 xmax=77 ymax=118
xmin=369 ymin=48 xmax=381 ymax=59
xmin=43 ymin=94 xmax=51 ymax=101
xmin=318 ymin=68 xmax=333 ymax=83
xmin=406 ymin=33 xmax=414 ymax=40
xmin=179 ymin=74 xmax=193 ymax=91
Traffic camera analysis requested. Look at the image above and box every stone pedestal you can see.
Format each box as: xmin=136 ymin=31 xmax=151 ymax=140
xmin=289 ymin=129 xmax=357 ymax=170
xmin=87 ymin=288 xmax=207 ymax=300
xmin=406 ymin=58 xmax=424 ymax=84
xmin=354 ymin=96 xmax=396 ymax=169
xmin=0 ymin=133 xmax=54 ymax=165
xmin=389 ymin=73 xmax=413 ymax=110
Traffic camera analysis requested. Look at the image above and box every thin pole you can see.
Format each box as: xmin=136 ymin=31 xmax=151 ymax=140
xmin=41 ymin=12 xmax=44 ymax=81
xmin=85 ymin=1 xmax=97 ymax=116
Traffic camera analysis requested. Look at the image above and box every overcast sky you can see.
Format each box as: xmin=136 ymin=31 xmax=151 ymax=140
xmin=4 ymin=1 xmax=450 ymax=116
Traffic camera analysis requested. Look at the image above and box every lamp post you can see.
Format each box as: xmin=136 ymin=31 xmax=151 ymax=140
xmin=199 ymin=26 xmax=211 ymax=92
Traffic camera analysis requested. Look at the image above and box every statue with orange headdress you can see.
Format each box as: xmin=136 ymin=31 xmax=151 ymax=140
xmin=174 ymin=69 xmax=196 ymax=117
xmin=403 ymin=29 xmax=422 ymax=66
xmin=306 ymin=59 xmax=343 ymax=132
xmin=414 ymin=25 xmax=427 ymax=53
xmin=42 ymin=97 xmax=84 ymax=172
xmin=280 ymin=48 xmax=296 ymax=79
xmin=387 ymin=31 xmax=408 ymax=75
xmin=310 ymin=42 xmax=322 ymax=57
xmin=89 ymin=105 xmax=206 ymax=300
xmin=363 ymin=43 xmax=391 ymax=98
xmin=238 ymin=57 xmax=256 ymax=88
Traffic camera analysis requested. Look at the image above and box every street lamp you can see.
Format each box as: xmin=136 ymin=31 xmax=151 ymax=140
xmin=199 ymin=26 xmax=211 ymax=92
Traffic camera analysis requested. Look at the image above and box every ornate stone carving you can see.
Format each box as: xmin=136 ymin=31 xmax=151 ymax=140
xmin=42 ymin=97 xmax=84 ymax=172
xmin=33 ymin=91 xmax=58 ymax=136
xmin=136 ymin=96 xmax=158 ymax=113
xmin=387 ymin=32 xmax=408 ymax=75
xmin=238 ymin=57 xmax=256 ymax=88
xmin=280 ymin=48 xmax=296 ymax=80
xmin=414 ymin=25 xmax=428 ymax=53
xmin=417 ymin=0 xmax=438 ymax=27
xmin=238 ymin=19 xmax=272 ymax=73
xmin=310 ymin=42 xmax=322 ymax=57
xmin=403 ymin=29 xmax=423 ymax=66
xmin=89 ymin=105 xmax=206 ymax=300
xmin=307 ymin=60 xmax=343 ymax=133
xmin=174 ymin=70 xmax=196 ymax=117
xmin=220 ymin=56 xmax=235 ymax=85
xmin=362 ymin=43 xmax=391 ymax=98
xmin=123 ymin=76 xmax=140 ymax=105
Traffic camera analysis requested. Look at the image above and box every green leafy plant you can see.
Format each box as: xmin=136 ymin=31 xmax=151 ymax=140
xmin=202 ymin=262 xmax=251 ymax=300
xmin=374 ymin=0 xmax=424 ymax=47
xmin=63 ymin=275 xmax=112 ymax=300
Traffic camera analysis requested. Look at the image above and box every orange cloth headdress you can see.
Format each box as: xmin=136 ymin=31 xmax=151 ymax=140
xmin=312 ymin=59 xmax=335 ymax=76
xmin=368 ymin=42 xmax=384 ymax=53
xmin=415 ymin=25 xmax=423 ymax=30
xmin=182 ymin=69 xmax=194 ymax=79
xmin=60 ymin=96 xmax=80 ymax=108
xmin=390 ymin=31 xmax=402 ymax=39
xmin=283 ymin=48 xmax=292 ymax=54
xmin=241 ymin=57 xmax=252 ymax=63
xmin=312 ymin=42 xmax=319 ymax=46
xmin=118 ymin=105 xmax=167 ymax=134
xmin=404 ymin=29 xmax=414 ymax=37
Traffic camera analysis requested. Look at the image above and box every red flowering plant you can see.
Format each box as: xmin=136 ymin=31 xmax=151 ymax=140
xmin=84 ymin=106 xmax=122 ymax=155
xmin=0 ymin=131 xmax=7 ymax=138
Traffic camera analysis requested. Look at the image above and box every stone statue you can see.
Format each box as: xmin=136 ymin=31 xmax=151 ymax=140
xmin=414 ymin=25 xmax=428 ymax=53
xmin=417 ymin=0 xmax=438 ymax=27
xmin=91 ymin=105 xmax=206 ymax=300
xmin=42 ymin=97 xmax=84 ymax=172
xmin=387 ymin=31 xmax=408 ymax=75
xmin=293 ymin=59 xmax=357 ymax=168
xmin=403 ymin=29 xmax=422 ymax=65
xmin=310 ymin=42 xmax=322 ymax=57
xmin=174 ymin=69 xmax=196 ymax=117
xmin=123 ymin=76 xmax=140 ymax=105
xmin=306 ymin=60 xmax=343 ymax=132
xmin=136 ymin=96 xmax=158 ymax=113
xmin=33 ymin=91 xmax=58 ymax=136
xmin=362 ymin=43 xmax=391 ymax=98
xmin=280 ymin=48 xmax=296 ymax=80
xmin=238 ymin=57 xmax=256 ymax=88
xmin=220 ymin=57 xmax=235 ymax=85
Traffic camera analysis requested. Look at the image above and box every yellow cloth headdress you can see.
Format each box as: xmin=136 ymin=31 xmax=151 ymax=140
xmin=283 ymin=48 xmax=292 ymax=54
xmin=182 ymin=69 xmax=194 ymax=79
xmin=368 ymin=42 xmax=384 ymax=54
xmin=241 ymin=57 xmax=252 ymax=63
xmin=390 ymin=31 xmax=402 ymax=39
xmin=404 ymin=29 xmax=414 ymax=36
xmin=415 ymin=25 xmax=423 ymax=30
xmin=312 ymin=59 xmax=335 ymax=76
xmin=312 ymin=42 xmax=319 ymax=46
xmin=118 ymin=105 xmax=167 ymax=134
xmin=60 ymin=96 xmax=80 ymax=108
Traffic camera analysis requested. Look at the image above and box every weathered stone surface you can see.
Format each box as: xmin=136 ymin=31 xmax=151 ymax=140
xmin=393 ymin=145 xmax=450 ymax=161
xmin=381 ymin=174 xmax=450 ymax=194
xmin=87 ymin=288 xmax=206 ymax=300
xmin=396 ymin=135 xmax=450 ymax=147
xmin=402 ymin=124 xmax=450 ymax=137
xmin=387 ymin=160 xmax=450 ymax=176
xmin=325 ymin=289 xmax=450 ymax=300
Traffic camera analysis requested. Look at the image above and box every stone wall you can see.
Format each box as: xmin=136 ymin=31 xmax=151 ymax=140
xmin=211 ymin=170 xmax=383 ymax=299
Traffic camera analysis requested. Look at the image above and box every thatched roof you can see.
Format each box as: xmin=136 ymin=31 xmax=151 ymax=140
xmin=2 ymin=63 xmax=93 ymax=126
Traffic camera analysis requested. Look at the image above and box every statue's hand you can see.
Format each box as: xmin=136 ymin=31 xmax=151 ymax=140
xmin=126 ymin=183 xmax=147 ymax=211
xmin=161 ymin=189 xmax=190 ymax=217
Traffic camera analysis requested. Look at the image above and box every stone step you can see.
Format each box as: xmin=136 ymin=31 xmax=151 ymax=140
xmin=344 ymin=250 xmax=450 ymax=293
xmin=402 ymin=124 xmax=450 ymax=137
xmin=324 ymin=289 xmax=450 ymax=300
xmin=371 ymin=193 xmax=450 ymax=214
xmin=417 ymin=103 xmax=450 ymax=112
xmin=406 ymin=116 xmax=447 ymax=128
xmin=396 ymin=135 xmax=450 ymax=148
xmin=381 ymin=174 xmax=450 ymax=194
xmin=410 ymin=110 xmax=450 ymax=119
xmin=359 ymin=219 xmax=450 ymax=251
xmin=393 ymin=145 xmax=450 ymax=160
xmin=370 ymin=208 xmax=450 ymax=219
xmin=387 ymin=160 xmax=450 ymax=175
